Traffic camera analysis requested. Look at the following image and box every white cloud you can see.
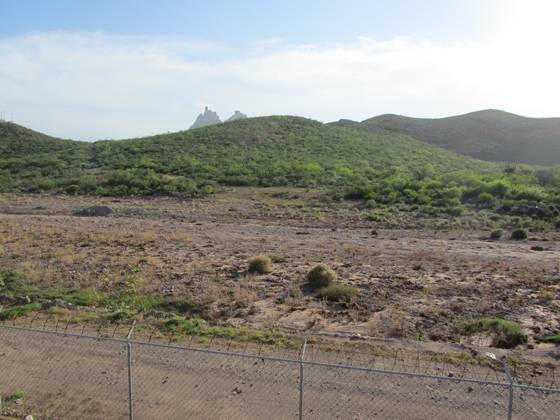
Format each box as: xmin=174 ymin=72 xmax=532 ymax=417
xmin=1 ymin=12 xmax=560 ymax=140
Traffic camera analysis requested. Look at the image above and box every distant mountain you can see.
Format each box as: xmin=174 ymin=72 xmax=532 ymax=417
xmin=331 ymin=110 xmax=560 ymax=165
xmin=190 ymin=107 xmax=222 ymax=129
xmin=225 ymin=110 xmax=247 ymax=122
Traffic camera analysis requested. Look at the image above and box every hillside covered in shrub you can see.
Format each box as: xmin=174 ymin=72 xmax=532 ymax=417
xmin=1 ymin=117 xmax=559 ymax=223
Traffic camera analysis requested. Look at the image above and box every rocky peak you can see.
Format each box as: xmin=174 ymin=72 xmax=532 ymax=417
xmin=226 ymin=110 xmax=247 ymax=122
xmin=190 ymin=107 xmax=222 ymax=129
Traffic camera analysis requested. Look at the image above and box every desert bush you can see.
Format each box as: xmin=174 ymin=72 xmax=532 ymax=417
xmin=457 ymin=317 xmax=527 ymax=348
xmin=555 ymin=219 xmax=560 ymax=229
xmin=531 ymin=245 xmax=545 ymax=251
xmin=490 ymin=229 xmax=503 ymax=240
xmin=319 ymin=283 xmax=358 ymax=302
xmin=248 ymin=255 xmax=273 ymax=274
xmin=0 ymin=302 xmax=42 ymax=320
xmin=510 ymin=229 xmax=528 ymax=240
xmin=306 ymin=263 xmax=336 ymax=290
xmin=477 ymin=192 xmax=496 ymax=207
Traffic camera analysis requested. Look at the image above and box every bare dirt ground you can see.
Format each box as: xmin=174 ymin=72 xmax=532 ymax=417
xmin=1 ymin=190 xmax=559 ymax=347
xmin=1 ymin=326 xmax=556 ymax=420
xmin=1 ymin=189 xmax=559 ymax=418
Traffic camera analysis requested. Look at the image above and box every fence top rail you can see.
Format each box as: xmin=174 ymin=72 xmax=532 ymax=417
xmin=1 ymin=323 xmax=559 ymax=393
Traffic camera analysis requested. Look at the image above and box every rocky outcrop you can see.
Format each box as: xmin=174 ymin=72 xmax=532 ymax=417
xmin=225 ymin=110 xmax=247 ymax=122
xmin=190 ymin=107 xmax=222 ymax=129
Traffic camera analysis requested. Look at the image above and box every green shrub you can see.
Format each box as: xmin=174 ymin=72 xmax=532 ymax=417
xmin=248 ymin=255 xmax=273 ymax=274
xmin=0 ymin=269 xmax=25 ymax=293
xmin=555 ymin=219 xmax=560 ymax=230
xmin=531 ymin=245 xmax=545 ymax=251
xmin=62 ymin=288 xmax=102 ymax=306
xmin=490 ymin=229 xmax=503 ymax=240
xmin=306 ymin=264 xmax=336 ymax=290
xmin=0 ymin=302 xmax=42 ymax=320
xmin=318 ymin=284 xmax=358 ymax=302
xmin=543 ymin=334 xmax=560 ymax=344
xmin=457 ymin=318 xmax=527 ymax=348
xmin=511 ymin=229 xmax=528 ymax=240
xmin=477 ymin=192 xmax=496 ymax=207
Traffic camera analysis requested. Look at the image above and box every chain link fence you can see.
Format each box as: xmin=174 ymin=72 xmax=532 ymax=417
xmin=1 ymin=324 xmax=559 ymax=419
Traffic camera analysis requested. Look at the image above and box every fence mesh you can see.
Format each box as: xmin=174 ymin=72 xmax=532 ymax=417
xmin=1 ymin=324 xmax=559 ymax=420
xmin=0 ymin=326 xmax=128 ymax=419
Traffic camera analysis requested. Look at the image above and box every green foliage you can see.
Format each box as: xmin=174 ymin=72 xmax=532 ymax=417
xmin=0 ymin=302 xmax=42 ymax=320
xmin=318 ymin=283 xmax=358 ymax=302
xmin=1 ymin=118 xmax=559 ymax=225
xmin=61 ymin=288 xmax=102 ymax=306
xmin=0 ymin=269 xmax=25 ymax=294
xmin=543 ymin=334 xmax=560 ymax=344
xmin=511 ymin=229 xmax=528 ymax=240
xmin=161 ymin=317 xmax=296 ymax=347
xmin=248 ymin=255 xmax=273 ymax=274
xmin=306 ymin=264 xmax=336 ymax=290
xmin=457 ymin=317 xmax=527 ymax=348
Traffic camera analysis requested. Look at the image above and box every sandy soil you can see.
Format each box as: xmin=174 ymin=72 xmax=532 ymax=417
xmin=0 ymin=190 xmax=558 ymax=351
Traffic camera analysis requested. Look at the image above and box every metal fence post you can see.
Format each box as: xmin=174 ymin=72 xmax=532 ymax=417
xmin=298 ymin=339 xmax=307 ymax=420
xmin=503 ymin=360 xmax=514 ymax=420
xmin=126 ymin=321 xmax=136 ymax=420
xmin=127 ymin=342 xmax=134 ymax=420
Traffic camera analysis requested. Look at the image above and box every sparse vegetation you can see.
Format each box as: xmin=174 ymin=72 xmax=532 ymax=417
xmin=0 ymin=302 xmax=42 ymax=320
xmin=511 ymin=229 xmax=528 ymax=240
xmin=318 ymin=283 xmax=358 ymax=302
xmin=490 ymin=229 xmax=503 ymax=240
xmin=542 ymin=334 xmax=560 ymax=344
xmin=248 ymin=255 xmax=273 ymax=274
xmin=456 ymin=318 xmax=527 ymax=348
xmin=306 ymin=264 xmax=336 ymax=290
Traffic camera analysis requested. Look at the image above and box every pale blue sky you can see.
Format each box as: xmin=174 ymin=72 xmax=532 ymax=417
xmin=0 ymin=0 xmax=558 ymax=140
xmin=1 ymin=1 xmax=497 ymax=43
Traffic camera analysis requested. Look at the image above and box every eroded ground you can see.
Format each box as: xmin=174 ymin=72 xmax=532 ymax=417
xmin=0 ymin=189 xmax=559 ymax=362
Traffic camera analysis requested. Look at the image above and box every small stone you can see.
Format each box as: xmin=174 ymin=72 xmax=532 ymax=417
xmin=15 ymin=398 xmax=23 ymax=405
xmin=24 ymin=416 xmax=35 ymax=420
xmin=74 ymin=206 xmax=113 ymax=217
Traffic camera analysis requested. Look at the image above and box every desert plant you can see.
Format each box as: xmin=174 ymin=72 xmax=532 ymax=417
xmin=318 ymin=283 xmax=358 ymax=302
xmin=248 ymin=255 xmax=273 ymax=274
xmin=306 ymin=264 xmax=336 ymax=290
xmin=457 ymin=317 xmax=527 ymax=348
xmin=490 ymin=229 xmax=503 ymax=240
xmin=531 ymin=245 xmax=545 ymax=251
xmin=510 ymin=229 xmax=528 ymax=240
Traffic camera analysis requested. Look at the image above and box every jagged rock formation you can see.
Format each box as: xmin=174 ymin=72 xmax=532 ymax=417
xmin=226 ymin=110 xmax=247 ymax=122
xmin=190 ymin=107 xmax=222 ymax=129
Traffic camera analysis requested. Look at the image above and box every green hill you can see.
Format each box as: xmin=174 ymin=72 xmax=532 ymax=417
xmin=332 ymin=110 xmax=560 ymax=166
xmin=1 ymin=116 xmax=559 ymax=222
xmin=0 ymin=121 xmax=84 ymax=157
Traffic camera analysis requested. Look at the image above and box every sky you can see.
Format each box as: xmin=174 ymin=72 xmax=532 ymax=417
xmin=1 ymin=0 xmax=559 ymax=140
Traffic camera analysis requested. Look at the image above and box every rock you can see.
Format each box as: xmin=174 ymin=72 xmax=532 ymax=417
xmin=74 ymin=206 xmax=113 ymax=217
xmin=0 ymin=294 xmax=31 ymax=305
xmin=190 ymin=106 xmax=222 ymax=129
xmin=24 ymin=416 xmax=34 ymax=420
xmin=225 ymin=110 xmax=247 ymax=122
